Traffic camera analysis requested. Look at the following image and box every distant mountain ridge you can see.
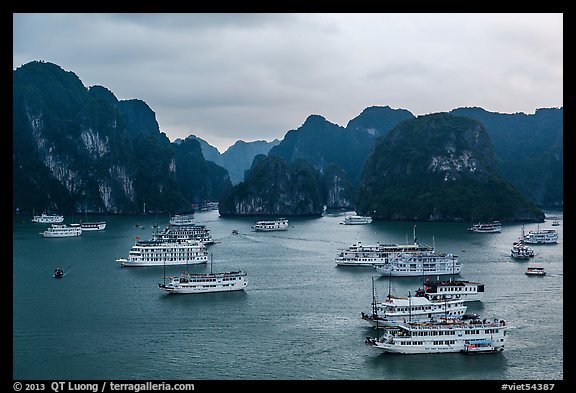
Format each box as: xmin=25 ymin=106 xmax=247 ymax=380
xmin=184 ymin=135 xmax=280 ymax=185
xmin=13 ymin=60 xmax=562 ymax=219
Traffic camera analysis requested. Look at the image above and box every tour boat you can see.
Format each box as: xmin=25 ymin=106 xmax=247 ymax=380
xmin=415 ymin=278 xmax=485 ymax=302
xmin=365 ymin=318 xmax=507 ymax=354
xmin=32 ymin=213 xmax=64 ymax=224
xmin=152 ymin=223 xmax=214 ymax=245
xmin=335 ymin=241 xmax=434 ymax=267
xmin=341 ymin=215 xmax=373 ymax=225
xmin=467 ymin=221 xmax=502 ymax=233
xmin=169 ymin=214 xmax=195 ymax=226
xmin=40 ymin=224 xmax=82 ymax=238
xmin=361 ymin=277 xmax=468 ymax=328
xmin=158 ymin=253 xmax=247 ymax=294
xmin=80 ymin=221 xmax=107 ymax=231
xmin=523 ymin=228 xmax=558 ymax=244
xmin=374 ymin=250 xmax=461 ymax=277
xmin=159 ymin=270 xmax=247 ymax=294
xmin=335 ymin=226 xmax=433 ymax=267
xmin=510 ymin=242 xmax=534 ymax=259
xmin=361 ymin=295 xmax=468 ymax=328
xmin=525 ymin=267 xmax=546 ymax=276
xmin=116 ymin=239 xmax=208 ymax=267
xmin=253 ymin=218 xmax=289 ymax=231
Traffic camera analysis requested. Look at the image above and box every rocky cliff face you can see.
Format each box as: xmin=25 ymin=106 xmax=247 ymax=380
xmin=356 ymin=113 xmax=545 ymax=222
xmin=450 ymin=106 xmax=563 ymax=207
xmin=13 ymin=61 xmax=231 ymax=214
xmin=218 ymin=155 xmax=324 ymax=216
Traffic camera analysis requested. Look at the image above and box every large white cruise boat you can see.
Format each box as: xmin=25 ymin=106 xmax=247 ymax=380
xmin=159 ymin=270 xmax=247 ymax=294
xmin=32 ymin=213 xmax=64 ymax=224
xmin=341 ymin=215 xmax=373 ymax=225
xmin=152 ymin=223 xmax=214 ymax=245
xmin=253 ymin=218 xmax=289 ymax=231
xmin=41 ymin=224 xmax=82 ymax=238
xmin=116 ymin=240 xmax=208 ymax=267
xmin=361 ymin=294 xmax=468 ymax=328
xmin=374 ymin=250 xmax=461 ymax=277
xmin=523 ymin=228 xmax=558 ymax=244
xmin=335 ymin=242 xmax=434 ymax=267
xmin=365 ymin=318 xmax=508 ymax=354
xmin=467 ymin=221 xmax=501 ymax=233
xmin=415 ymin=278 xmax=485 ymax=302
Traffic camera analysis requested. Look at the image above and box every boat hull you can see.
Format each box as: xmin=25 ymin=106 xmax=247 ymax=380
xmin=375 ymin=267 xmax=462 ymax=277
xmin=159 ymin=281 xmax=247 ymax=294
xmin=117 ymin=258 xmax=207 ymax=267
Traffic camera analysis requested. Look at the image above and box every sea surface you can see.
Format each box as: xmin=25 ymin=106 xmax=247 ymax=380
xmin=12 ymin=210 xmax=564 ymax=381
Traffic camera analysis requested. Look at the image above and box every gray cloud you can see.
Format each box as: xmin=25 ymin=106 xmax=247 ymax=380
xmin=13 ymin=13 xmax=563 ymax=152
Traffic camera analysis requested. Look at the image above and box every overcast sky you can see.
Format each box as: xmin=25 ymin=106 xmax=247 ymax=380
xmin=13 ymin=13 xmax=563 ymax=153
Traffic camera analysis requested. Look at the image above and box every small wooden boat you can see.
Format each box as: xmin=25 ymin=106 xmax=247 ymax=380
xmin=54 ymin=267 xmax=64 ymax=278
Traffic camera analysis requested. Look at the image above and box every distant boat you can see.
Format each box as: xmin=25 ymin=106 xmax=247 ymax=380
xmin=253 ymin=218 xmax=289 ymax=231
xmin=341 ymin=215 xmax=373 ymax=225
xmin=523 ymin=227 xmax=558 ymax=244
xmin=467 ymin=221 xmax=501 ymax=233
xmin=169 ymin=214 xmax=195 ymax=226
xmin=32 ymin=213 xmax=64 ymax=224
xmin=80 ymin=221 xmax=106 ymax=231
xmin=53 ymin=267 xmax=64 ymax=278
xmin=41 ymin=224 xmax=82 ymax=238
xmin=525 ymin=267 xmax=546 ymax=276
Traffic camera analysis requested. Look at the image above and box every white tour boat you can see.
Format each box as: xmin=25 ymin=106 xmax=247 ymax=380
xmin=169 ymin=214 xmax=195 ymax=226
xmin=80 ymin=221 xmax=107 ymax=231
xmin=335 ymin=226 xmax=433 ymax=267
xmin=525 ymin=267 xmax=546 ymax=276
xmin=253 ymin=218 xmax=289 ymax=231
xmin=523 ymin=228 xmax=558 ymax=244
xmin=32 ymin=213 xmax=64 ymax=223
xmin=375 ymin=250 xmax=461 ymax=277
xmin=365 ymin=318 xmax=508 ymax=354
xmin=361 ymin=295 xmax=468 ymax=328
xmin=341 ymin=215 xmax=373 ymax=225
xmin=415 ymin=278 xmax=484 ymax=302
xmin=158 ymin=253 xmax=247 ymax=294
xmin=510 ymin=241 xmax=534 ymax=259
xmin=116 ymin=239 xmax=208 ymax=267
xmin=152 ymin=223 xmax=214 ymax=245
xmin=41 ymin=223 xmax=82 ymax=238
xmin=335 ymin=241 xmax=434 ymax=267
xmin=159 ymin=270 xmax=247 ymax=294
xmin=467 ymin=221 xmax=502 ymax=233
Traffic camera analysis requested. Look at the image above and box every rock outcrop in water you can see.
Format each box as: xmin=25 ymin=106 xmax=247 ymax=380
xmin=355 ymin=113 xmax=545 ymax=222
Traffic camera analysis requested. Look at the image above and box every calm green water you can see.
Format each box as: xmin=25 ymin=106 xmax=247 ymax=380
xmin=13 ymin=210 xmax=563 ymax=380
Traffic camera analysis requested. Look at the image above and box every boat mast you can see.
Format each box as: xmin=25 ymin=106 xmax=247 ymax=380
xmin=408 ymin=291 xmax=412 ymax=323
xmin=371 ymin=276 xmax=379 ymax=330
